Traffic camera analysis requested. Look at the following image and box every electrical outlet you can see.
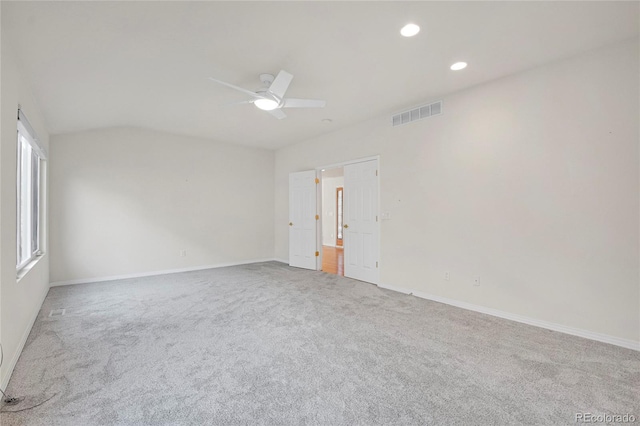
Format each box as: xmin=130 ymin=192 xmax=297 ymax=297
xmin=444 ymin=271 xmax=450 ymax=281
xmin=180 ymin=250 xmax=187 ymax=257
xmin=474 ymin=276 xmax=480 ymax=286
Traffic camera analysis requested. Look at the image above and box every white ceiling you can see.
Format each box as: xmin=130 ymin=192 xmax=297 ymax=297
xmin=3 ymin=1 xmax=638 ymax=150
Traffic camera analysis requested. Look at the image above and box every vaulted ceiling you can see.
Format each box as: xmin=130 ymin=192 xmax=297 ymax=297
xmin=3 ymin=1 xmax=638 ymax=149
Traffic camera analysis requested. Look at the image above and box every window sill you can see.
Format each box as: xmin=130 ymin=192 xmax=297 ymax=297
xmin=17 ymin=253 xmax=45 ymax=282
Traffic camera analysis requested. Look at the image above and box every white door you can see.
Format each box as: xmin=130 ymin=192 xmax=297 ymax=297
xmin=343 ymin=160 xmax=379 ymax=283
xmin=289 ymin=170 xmax=317 ymax=270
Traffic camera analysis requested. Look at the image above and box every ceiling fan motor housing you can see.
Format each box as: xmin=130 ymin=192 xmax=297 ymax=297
xmin=256 ymin=88 xmax=282 ymax=107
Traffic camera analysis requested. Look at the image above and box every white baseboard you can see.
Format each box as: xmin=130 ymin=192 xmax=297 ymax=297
xmin=378 ymin=283 xmax=640 ymax=352
xmin=1 ymin=285 xmax=49 ymax=391
xmin=273 ymin=258 xmax=289 ymax=264
xmin=377 ymin=282 xmax=413 ymax=295
xmin=49 ymin=258 xmax=279 ymax=287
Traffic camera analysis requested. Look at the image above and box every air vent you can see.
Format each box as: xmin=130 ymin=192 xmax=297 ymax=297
xmin=49 ymin=308 xmax=66 ymax=317
xmin=392 ymin=100 xmax=443 ymax=127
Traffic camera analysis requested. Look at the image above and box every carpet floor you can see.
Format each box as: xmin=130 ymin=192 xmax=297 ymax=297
xmin=1 ymin=261 xmax=638 ymax=425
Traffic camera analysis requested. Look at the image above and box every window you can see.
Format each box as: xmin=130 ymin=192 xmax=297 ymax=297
xmin=16 ymin=109 xmax=46 ymax=271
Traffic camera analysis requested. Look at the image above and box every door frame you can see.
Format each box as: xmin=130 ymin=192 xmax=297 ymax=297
xmin=315 ymin=155 xmax=381 ymax=284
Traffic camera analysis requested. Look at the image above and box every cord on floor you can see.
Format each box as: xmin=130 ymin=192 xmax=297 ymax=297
xmin=0 ymin=342 xmax=56 ymax=413
xmin=1 ymin=394 xmax=56 ymax=413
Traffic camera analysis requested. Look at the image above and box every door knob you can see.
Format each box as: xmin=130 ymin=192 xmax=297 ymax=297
xmin=343 ymin=224 xmax=349 ymax=229
xmin=289 ymin=222 xmax=293 ymax=226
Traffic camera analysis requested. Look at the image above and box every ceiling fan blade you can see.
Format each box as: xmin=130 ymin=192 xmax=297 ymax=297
xmin=267 ymin=108 xmax=287 ymax=120
xmin=208 ymin=77 xmax=264 ymax=99
xmin=268 ymin=70 xmax=293 ymax=99
xmin=282 ymin=98 xmax=326 ymax=108
xmin=225 ymin=99 xmax=254 ymax=106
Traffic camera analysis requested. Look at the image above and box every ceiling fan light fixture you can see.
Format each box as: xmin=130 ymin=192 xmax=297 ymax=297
xmin=450 ymin=62 xmax=468 ymax=71
xmin=254 ymin=98 xmax=279 ymax=111
xmin=400 ymin=23 xmax=420 ymax=37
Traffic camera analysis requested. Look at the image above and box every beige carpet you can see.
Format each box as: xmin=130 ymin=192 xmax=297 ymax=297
xmin=2 ymin=261 xmax=639 ymax=425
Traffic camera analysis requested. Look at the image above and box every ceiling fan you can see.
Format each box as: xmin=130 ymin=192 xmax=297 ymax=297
xmin=208 ymin=70 xmax=326 ymax=119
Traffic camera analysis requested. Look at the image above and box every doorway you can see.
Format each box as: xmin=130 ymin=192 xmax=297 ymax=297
xmin=288 ymin=156 xmax=380 ymax=285
xmin=320 ymin=167 xmax=344 ymax=276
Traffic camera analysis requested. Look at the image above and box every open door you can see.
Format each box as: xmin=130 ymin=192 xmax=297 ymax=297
xmin=343 ymin=159 xmax=379 ymax=283
xmin=289 ymin=170 xmax=317 ymax=270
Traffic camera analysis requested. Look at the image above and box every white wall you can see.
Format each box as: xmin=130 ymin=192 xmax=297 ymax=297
xmin=275 ymin=40 xmax=640 ymax=345
xmin=321 ymin=174 xmax=344 ymax=246
xmin=50 ymin=127 xmax=274 ymax=283
xmin=1 ymin=37 xmax=50 ymax=389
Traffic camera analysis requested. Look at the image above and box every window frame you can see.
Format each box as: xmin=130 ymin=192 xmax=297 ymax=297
xmin=16 ymin=113 xmax=46 ymax=272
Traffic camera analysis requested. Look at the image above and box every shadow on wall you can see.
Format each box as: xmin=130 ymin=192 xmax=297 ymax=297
xmin=49 ymin=128 xmax=275 ymax=283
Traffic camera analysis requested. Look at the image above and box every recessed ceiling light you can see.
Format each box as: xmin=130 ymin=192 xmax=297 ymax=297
xmin=321 ymin=118 xmax=333 ymax=123
xmin=450 ymin=62 xmax=468 ymax=71
xmin=400 ymin=23 xmax=420 ymax=37
xmin=254 ymin=98 xmax=279 ymax=111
